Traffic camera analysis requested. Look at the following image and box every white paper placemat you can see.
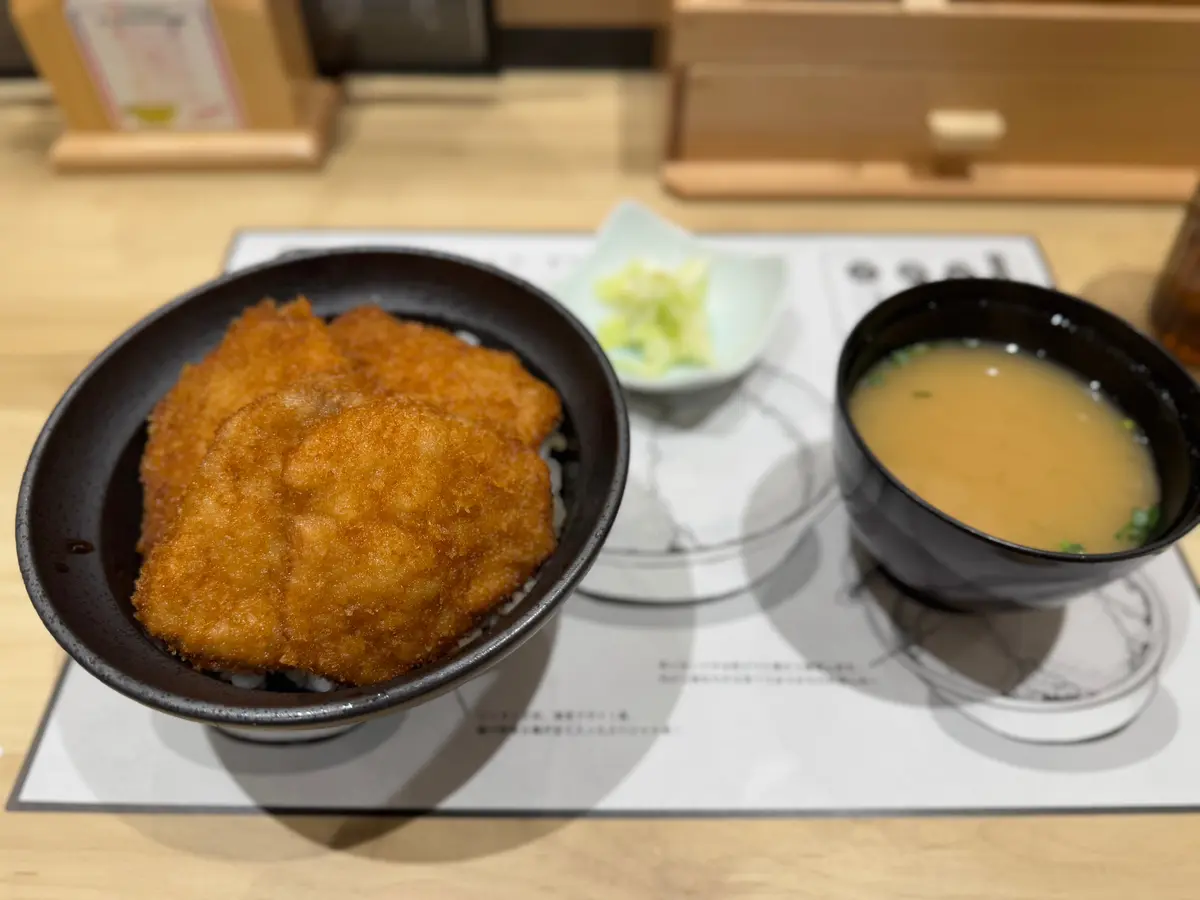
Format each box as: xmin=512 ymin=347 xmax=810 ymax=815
xmin=15 ymin=228 xmax=1200 ymax=817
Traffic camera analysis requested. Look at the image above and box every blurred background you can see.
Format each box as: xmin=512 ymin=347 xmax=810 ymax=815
xmin=0 ymin=0 xmax=660 ymax=74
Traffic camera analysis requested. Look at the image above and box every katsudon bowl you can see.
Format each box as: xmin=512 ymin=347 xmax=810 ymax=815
xmin=16 ymin=248 xmax=629 ymax=740
xmin=834 ymin=278 xmax=1200 ymax=612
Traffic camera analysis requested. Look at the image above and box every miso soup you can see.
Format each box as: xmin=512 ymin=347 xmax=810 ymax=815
xmin=849 ymin=340 xmax=1160 ymax=554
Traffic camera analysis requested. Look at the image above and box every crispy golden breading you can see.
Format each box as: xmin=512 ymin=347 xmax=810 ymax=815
xmin=134 ymin=299 xmax=563 ymax=686
xmin=138 ymin=298 xmax=353 ymax=553
xmin=328 ymin=305 xmax=562 ymax=448
xmin=132 ymin=378 xmax=373 ymax=672
xmin=278 ymin=398 xmax=557 ymax=686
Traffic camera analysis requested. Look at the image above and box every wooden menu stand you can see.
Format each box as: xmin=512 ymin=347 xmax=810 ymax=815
xmin=663 ymin=0 xmax=1200 ymax=202
xmin=10 ymin=0 xmax=340 ymax=172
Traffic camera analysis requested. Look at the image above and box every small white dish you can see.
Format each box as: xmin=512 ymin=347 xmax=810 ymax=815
xmin=554 ymin=200 xmax=788 ymax=393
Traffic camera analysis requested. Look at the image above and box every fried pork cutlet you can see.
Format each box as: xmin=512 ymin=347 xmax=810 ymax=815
xmin=278 ymin=398 xmax=557 ymax=685
xmin=134 ymin=390 xmax=556 ymax=684
xmin=132 ymin=378 xmax=373 ymax=673
xmin=138 ymin=298 xmax=353 ymax=553
xmin=328 ymin=305 xmax=562 ymax=448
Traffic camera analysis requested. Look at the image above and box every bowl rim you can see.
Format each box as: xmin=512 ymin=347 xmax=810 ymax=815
xmin=835 ymin=276 xmax=1200 ymax=565
xmin=16 ymin=246 xmax=631 ymax=728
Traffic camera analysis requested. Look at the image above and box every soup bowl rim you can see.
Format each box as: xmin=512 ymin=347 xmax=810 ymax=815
xmin=835 ymin=277 xmax=1200 ymax=565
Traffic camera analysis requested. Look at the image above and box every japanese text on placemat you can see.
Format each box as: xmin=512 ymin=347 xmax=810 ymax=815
xmin=658 ymin=659 xmax=872 ymax=687
xmin=475 ymin=709 xmax=671 ymax=737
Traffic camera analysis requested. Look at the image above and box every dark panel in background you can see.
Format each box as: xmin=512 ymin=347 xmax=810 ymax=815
xmin=499 ymin=27 xmax=655 ymax=70
xmin=303 ymin=0 xmax=497 ymax=73
xmin=0 ymin=8 xmax=31 ymax=75
xmin=0 ymin=0 xmax=655 ymax=78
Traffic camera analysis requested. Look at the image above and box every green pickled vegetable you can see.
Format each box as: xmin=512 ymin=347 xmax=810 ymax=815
xmin=594 ymin=258 xmax=714 ymax=378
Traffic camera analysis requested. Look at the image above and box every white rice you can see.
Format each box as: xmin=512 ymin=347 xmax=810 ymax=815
xmin=542 ymin=433 xmax=567 ymax=535
xmin=217 ymin=669 xmax=335 ymax=692
xmin=283 ymin=669 xmax=338 ymax=693
xmin=217 ymin=427 xmax=569 ymax=691
xmin=455 ymin=329 xmax=482 ymax=346
xmin=227 ymin=672 xmax=266 ymax=690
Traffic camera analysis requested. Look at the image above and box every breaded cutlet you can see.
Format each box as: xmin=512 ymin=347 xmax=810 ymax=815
xmin=328 ymin=305 xmax=562 ymax=449
xmin=133 ymin=378 xmax=373 ymax=672
xmin=134 ymin=390 xmax=555 ymax=684
xmin=138 ymin=298 xmax=354 ymax=552
xmin=279 ymin=397 xmax=557 ymax=685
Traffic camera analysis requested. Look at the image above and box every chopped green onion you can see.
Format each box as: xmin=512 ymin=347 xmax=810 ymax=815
xmin=1059 ymin=542 xmax=1085 ymax=554
xmin=1115 ymin=505 xmax=1161 ymax=546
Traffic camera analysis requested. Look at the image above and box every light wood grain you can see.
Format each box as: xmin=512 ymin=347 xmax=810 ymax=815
xmin=1 ymin=72 xmax=1199 ymax=900
xmin=667 ymin=1 xmax=1200 ymax=198
xmin=13 ymin=0 xmax=337 ymax=171
xmin=679 ymin=65 xmax=1200 ymax=167
xmin=662 ymin=159 xmax=1200 ymax=201
xmin=672 ymin=0 xmax=1200 ymax=73
xmin=49 ymin=79 xmax=340 ymax=171
xmin=8 ymin=0 xmax=110 ymax=130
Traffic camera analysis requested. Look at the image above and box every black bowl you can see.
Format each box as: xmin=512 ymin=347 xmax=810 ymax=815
xmin=16 ymin=248 xmax=630 ymax=733
xmin=834 ymin=277 xmax=1200 ymax=611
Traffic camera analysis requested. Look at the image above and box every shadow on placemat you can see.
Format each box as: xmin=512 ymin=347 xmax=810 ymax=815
xmin=932 ymin=689 xmax=1179 ymax=773
xmin=267 ymin=619 xmax=558 ymax=858
xmin=106 ymin=620 xmax=560 ymax=862
xmin=758 ymin=512 xmax=1063 ymax=712
xmin=758 ymin=507 xmax=1180 ymax=769
xmin=111 ymin=587 xmax=692 ymax=863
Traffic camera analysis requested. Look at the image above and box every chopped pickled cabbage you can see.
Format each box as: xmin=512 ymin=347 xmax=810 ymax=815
xmin=594 ymin=259 xmax=713 ymax=378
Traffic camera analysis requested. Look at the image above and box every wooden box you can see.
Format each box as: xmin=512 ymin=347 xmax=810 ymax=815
xmin=662 ymin=0 xmax=1200 ymax=201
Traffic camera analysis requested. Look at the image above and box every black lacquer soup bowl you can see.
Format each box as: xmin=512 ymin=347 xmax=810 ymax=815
xmin=834 ymin=278 xmax=1200 ymax=611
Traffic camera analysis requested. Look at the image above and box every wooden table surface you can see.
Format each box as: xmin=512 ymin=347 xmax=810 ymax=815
xmin=0 ymin=73 xmax=1197 ymax=900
